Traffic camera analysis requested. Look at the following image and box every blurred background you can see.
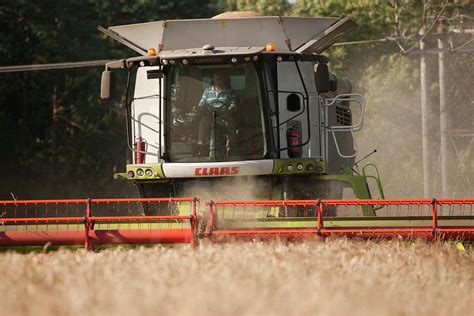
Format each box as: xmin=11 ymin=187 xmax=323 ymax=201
xmin=0 ymin=0 xmax=472 ymax=199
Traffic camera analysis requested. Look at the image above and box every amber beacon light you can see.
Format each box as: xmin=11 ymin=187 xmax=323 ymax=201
xmin=265 ymin=42 xmax=276 ymax=51
xmin=148 ymin=47 xmax=157 ymax=56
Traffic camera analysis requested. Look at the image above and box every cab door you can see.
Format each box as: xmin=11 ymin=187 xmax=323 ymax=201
xmin=131 ymin=66 xmax=165 ymax=163
xmin=277 ymin=61 xmax=322 ymax=160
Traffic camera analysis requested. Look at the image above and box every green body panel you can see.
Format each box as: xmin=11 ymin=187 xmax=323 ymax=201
xmin=115 ymin=163 xmax=166 ymax=181
xmin=272 ymin=159 xmax=326 ymax=175
xmin=314 ymin=165 xmax=383 ymax=216
xmin=317 ymin=174 xmax=372 ymax=199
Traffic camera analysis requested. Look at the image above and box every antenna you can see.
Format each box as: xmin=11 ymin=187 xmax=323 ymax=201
xmin=354 ymin=149 xmax=377 ymax=169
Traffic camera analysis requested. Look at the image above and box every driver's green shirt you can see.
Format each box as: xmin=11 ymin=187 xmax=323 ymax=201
xmin=198 ymin=86 xmax=237 ymax=111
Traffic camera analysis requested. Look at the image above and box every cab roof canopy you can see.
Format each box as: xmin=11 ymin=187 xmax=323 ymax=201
xmin=101 ymin=13 xmax=356 ymax=56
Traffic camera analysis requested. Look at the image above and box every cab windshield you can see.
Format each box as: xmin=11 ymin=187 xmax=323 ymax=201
xmin=167 ymin=63 xmax=267 ymax=162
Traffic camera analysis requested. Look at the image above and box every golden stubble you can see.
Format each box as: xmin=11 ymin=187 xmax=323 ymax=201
xmin=1 ymin=239 xmax=473 ymax=316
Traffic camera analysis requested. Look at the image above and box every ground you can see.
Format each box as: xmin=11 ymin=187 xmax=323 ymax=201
xmin=1 ymin=239 xmax=472 ymax=315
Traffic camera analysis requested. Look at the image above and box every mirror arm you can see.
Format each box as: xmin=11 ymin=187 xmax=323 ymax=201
xmin=104 ymin=56 xmax=159 ymax=71
xmin=105 ymin=59 xmax=126 ymax=70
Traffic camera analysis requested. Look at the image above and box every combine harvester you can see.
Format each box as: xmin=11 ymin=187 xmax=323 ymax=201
xmin=1 ymin=13 xmax=473 ymax=250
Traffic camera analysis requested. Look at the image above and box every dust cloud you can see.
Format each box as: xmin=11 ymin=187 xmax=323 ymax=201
xmin=180 ymin=176 xmax=272 ymax=201
xmin=343 ymin=50 xmax=473 ymax=198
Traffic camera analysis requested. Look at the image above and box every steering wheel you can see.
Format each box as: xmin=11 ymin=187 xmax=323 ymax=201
xmin=207 ymin=100 xmax=228 ymax=113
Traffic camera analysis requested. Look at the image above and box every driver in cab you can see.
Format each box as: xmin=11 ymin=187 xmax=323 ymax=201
xmin=196 ymin=72 xmax=237 ymax=152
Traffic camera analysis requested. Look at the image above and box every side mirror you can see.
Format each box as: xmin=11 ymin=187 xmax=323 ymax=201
xmin=100 ymin=70 xmax=115 ymax=100
xmin=286 ymin=93 xmax=301 ymax=112
xmin=314 ymin=63 xmax=330 ymax=94
xmin=329 ymin=74 xmax=338 ymax=92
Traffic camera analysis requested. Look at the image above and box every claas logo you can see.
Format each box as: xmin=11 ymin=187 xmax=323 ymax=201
xmin=195 ymin=167 xmax=239 ymax=176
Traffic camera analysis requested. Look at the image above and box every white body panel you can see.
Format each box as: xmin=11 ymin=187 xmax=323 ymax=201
xmin=162 ymin=160 xmax=274 ymax=178
xmin=132 ymin=66 xmax=164 ymax=163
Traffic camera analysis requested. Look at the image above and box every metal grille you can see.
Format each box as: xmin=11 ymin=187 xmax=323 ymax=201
xmin=336 ymin=105 xmax=352 ymax=126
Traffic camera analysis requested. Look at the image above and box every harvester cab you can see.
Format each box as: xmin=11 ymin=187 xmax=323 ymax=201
xmin=100 ymin=14 xmax=383 ymax=206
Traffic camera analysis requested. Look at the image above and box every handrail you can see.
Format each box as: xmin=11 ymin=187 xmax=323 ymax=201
xmin=322 ymin=93 xmax=366 ymax=159
xmin=362 ymin=163 xmax=386 ymax=200
xmin=130 ymin=95 xmax=163 ymax=158
xmin=330 ymin=129 xmax=358 ymax=158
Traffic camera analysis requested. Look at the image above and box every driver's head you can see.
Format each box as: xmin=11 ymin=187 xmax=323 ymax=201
xmin=213 ymin=72 xmax=227 ymax=87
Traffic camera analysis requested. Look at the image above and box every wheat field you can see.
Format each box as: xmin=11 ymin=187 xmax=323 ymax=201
xmin=1 ymin=239 xmax=472 ymax=316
